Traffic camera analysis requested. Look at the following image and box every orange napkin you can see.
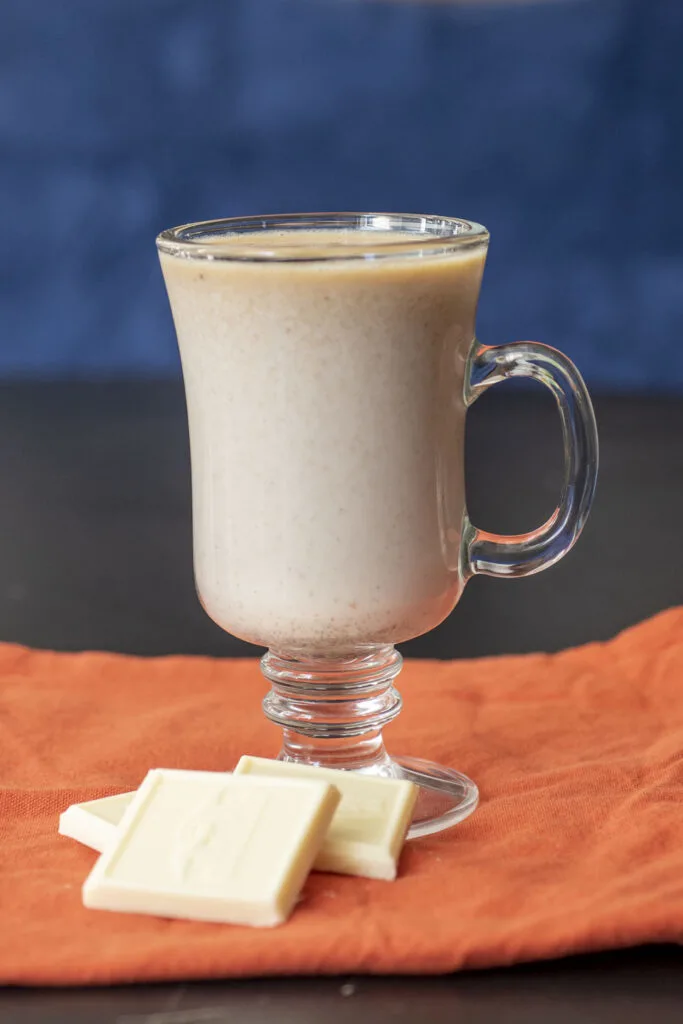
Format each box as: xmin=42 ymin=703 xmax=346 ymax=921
xmin=1 ymin=608 xmax=683 ymax=985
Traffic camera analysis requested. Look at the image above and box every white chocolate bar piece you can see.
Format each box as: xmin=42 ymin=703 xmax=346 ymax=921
xmin=234 ymin=756 xmax=417 ymax=881
xmin=82 ymin=768 xmax=341 ymax=927
xmin=59 ymin=792 xmax=135 ymax=852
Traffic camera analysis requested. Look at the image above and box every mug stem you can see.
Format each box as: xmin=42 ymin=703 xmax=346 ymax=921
xmin=261 ymin=645 xmax=403 ymax=773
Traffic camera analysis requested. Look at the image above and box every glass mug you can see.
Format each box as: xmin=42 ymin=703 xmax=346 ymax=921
xmin=157 ymin=213 xmax=598 ymax=836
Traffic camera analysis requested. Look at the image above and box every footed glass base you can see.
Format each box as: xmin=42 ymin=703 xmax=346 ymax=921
xmin=392 ymin=755 xmax=478 ymax=838
xmin=261 ymin=644 xmax=479 ymax=839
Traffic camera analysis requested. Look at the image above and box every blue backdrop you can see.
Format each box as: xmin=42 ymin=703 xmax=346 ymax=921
xmin=1 ymin=0 xmax=682 ymax=388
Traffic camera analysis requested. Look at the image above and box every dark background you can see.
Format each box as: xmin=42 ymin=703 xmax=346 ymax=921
xmin=1 ymin=0 xmax=682 ymax=661
xmin=2 ymin=0 xmax=683 ymax=388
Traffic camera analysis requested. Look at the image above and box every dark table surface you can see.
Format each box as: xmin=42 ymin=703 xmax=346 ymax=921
xmin=1 ymin=382 xmax=682 ymax=1021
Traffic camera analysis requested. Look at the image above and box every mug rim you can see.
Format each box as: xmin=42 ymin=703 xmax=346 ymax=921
xmin=156 ymin=212 xmax=489 ymax=263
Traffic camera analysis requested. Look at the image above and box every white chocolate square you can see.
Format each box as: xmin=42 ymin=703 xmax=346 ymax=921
xmin=59 ymin=792 xmax=135 ymax=852
xmin=82 ymin=768 xmax=340 ymax=927
xmin=234 ymin=756 xmax=417 ymax=881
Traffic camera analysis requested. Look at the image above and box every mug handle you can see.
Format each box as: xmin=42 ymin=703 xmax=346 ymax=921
xmin=463 ymin=340 xmax=598 ymax=578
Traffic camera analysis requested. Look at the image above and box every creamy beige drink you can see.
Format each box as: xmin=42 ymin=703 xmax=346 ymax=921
xmin=160 ymin=230 xmax=487 ymax=652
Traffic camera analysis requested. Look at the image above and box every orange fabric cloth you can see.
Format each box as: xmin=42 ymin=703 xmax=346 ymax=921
xmin=1 ymin=609 xmax=683 ymax=985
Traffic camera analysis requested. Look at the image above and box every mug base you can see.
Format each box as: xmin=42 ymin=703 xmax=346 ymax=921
xmin=391 ymin=755 xmax=479 ymax=838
